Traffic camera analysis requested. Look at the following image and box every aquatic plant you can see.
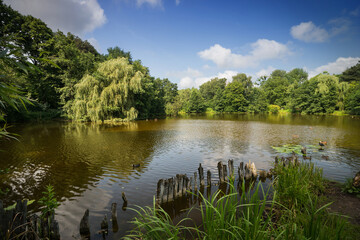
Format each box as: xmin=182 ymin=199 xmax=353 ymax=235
xmin=272 ymin=144 xmax=319 ymax=155
xmin=38 ymin=185 xmax=60 ymax=219
xmin=342 ymin=178 xmax=360 ymax=198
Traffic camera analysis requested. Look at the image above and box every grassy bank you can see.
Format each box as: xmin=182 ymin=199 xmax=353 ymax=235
xmin=124 ymin=161 xmax=359 ymax=239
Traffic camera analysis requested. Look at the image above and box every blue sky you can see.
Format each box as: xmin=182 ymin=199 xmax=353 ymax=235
xmin=5 ymin=0 xmax=360 ymax=88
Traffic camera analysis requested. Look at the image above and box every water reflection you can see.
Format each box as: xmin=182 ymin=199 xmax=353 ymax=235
xmin=0 ymin=114 xmax=359 ymax=238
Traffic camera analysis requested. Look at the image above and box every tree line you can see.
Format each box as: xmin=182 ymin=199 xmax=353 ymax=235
xmin=1 ymin=0 xmax=360 ymax=129
xmin=169 ymin=65 xmax=360 ymax=116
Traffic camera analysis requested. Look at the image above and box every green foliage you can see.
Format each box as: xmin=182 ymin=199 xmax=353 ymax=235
xmin=38 ymin=185 xmax=60 ymax=218
xmin=268 ymin=104 xmax=280 ymax=114
xmin=124 ymin=198 xmax=195 ymax=239
xmin=273 ymin=162 xmax=324 ymax=211
xmin=342 ymin=178 xmax=360 ymax=198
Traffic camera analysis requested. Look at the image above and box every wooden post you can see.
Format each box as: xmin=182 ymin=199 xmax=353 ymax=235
xmin=217 ymin=161 xmax=224 ymax=183
xmin=80 ymin=209 xmax=90 ymax=237
xmin=182 ymin=175 xmax=187 ymax=195
xmin=111 ymin=203 xmax=119 ymax=233
xmin=174 ymin=175 xmax=179 ymax=198
xmin=194 ymin=172 xmax=198 ymax=191
xmin=198 ymin=163 xmax=205 ymax=186
xmin=223 ymin=164 xmax=228 ymax=181
xmin=189 ymin=177 xmax=193 ymax=191
xmin=228 ymin=159 xmax=234 ymax=180
xmin=178 ymin=175 xmax=183 ymax=197
xmin=101 ymin=215 xmax=108 ymax=233
xmin=207 ymin=170 xmax=211 ymax=186
xmin=157 ymin=179 xmax=164 ymax=204
xmin=162 ymin=179 xmax=169 ymax=203
xmin=239 ymin=162 xmax=244 ymax=180
xmin=168 ymin=177 xmax=174 ymax=202
xmin=122 ymin=192 xmax=128 ymax=204
xmin=245 ymin=163 xmax=252 ymax=180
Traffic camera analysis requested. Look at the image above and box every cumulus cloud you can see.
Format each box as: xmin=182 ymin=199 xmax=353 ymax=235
xmin=255 ymin=66 xmax=276 ymax=78
xmin=136 ymin=0 xmax=162 ymax=8
xmin=179 ymin=70 xmax=238 ymax=89
xmin=309 ymin=57 xmax=360 ymax=78
xmin=4 ymin=0 xmax=106 ymax=35
xmin=290 ymin=21 xmax=329 ymax=42
xmin=290 ymin=19 xmax=351 ymax=42
xmin=198 ymin=39 xmax=290 ymax=69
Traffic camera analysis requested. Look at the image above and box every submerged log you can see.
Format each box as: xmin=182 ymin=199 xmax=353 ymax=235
xmin=198 ymin=164 xmax=205 ymax=186
xmin=80 ymin=209 xmax=90 ymax=237
xmin=207 ymin=170 xmax=211 ymax=186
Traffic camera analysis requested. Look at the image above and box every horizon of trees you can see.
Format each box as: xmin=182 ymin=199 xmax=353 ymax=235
xmin=1 ymin=0 xmax=360 ymax=127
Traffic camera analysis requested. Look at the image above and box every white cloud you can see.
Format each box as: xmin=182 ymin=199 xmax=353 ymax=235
xmin=329 ymin=18 xmax=350 ymax=36
xmin=179 ymin=77 xmax=194 ymax=89
xmin=290 ymin=19 xmax=351 ymax=42
xmin=290 ymin=21 xmax=329 ymax=42
xmin=309 ymin=57 xmax=360 ymax=78
xmin=198 ymin=39 xmax=290 ymax=69
xmin=175 ymin=0 xmax=180 ymax=6
xmin=179 ymin=70 xmax=238 ymax=89
xmin=136 ymin=0 xmax=162 ymax=8
xmin=4 ymin=0 xmax=106 ymax=35
xmin=255 ymin=66 xmax=276 ymax=78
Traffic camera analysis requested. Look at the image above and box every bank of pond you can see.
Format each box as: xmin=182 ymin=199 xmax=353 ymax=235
xmin=1 ymin=154 xmax=359 ymax=240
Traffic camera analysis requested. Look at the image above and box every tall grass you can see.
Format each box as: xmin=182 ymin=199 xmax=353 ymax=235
xmin=125 ymin=162 xmax=351 ymax=240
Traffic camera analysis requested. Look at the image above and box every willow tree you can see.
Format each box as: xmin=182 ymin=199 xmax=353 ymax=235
xmin=70 ymin=57 xmax=144 ymax=122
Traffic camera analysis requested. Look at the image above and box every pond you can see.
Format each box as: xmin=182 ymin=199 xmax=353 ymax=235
xmin=1 ymin=114 xmax=360 ymax=239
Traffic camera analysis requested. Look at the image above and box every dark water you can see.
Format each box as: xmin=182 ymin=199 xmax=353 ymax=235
xmin=1 ymin=114 xmax=360 ymax=239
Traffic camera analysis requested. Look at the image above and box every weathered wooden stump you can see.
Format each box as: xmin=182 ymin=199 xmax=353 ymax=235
xmin=228 ymin=159 xmax=234 ymax=180
xmin=238 ymin=162 xmax=244 ymax=180
xmin=207 ymin=170 xmax=211 ymax=186
xmin=198 ymin=164 xmax=205 ymax=186
xmin=218 ymin=161 xmax=225 ymax=183
xmin=244 ymin=163 xmax=252 ymax=180
xmin=194 ymin=172 xmax=198 ymax=191
xmin=80 ymin=209 xmax=90 ymax=238
xmin=101 ymin=215 xmax=108 ymax=233
xmin=353 ymin=171 xmax=360 ymax=188
xmin=162 ymin=179 xmax=169 ymax=203
xmin=111 ymin=203 xmax=119 ymax=233
xmin=223 ymin=164 xmax=228 ymax=181
xmin=189 ymin=177 xmax=193 ymax=191
xmin=168 ymin=177 xmax=174 ymax=202
xmin=122 ymin=192 xmax=128 ymax=203
xmin=156 ymin=179 xmax=164 ymax=204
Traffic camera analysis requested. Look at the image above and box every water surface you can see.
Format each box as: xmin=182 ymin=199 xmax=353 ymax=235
xmin=1 ymin=114 xmax=360 ymax=239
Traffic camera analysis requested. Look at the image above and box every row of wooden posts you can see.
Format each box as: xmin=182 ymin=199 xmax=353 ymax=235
xmin=156 ymin=159 xmax=273 ymax=204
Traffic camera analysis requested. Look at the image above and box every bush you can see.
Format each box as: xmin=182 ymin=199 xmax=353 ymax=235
xmin=268 ymin=104 xmax=281 ymax=114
